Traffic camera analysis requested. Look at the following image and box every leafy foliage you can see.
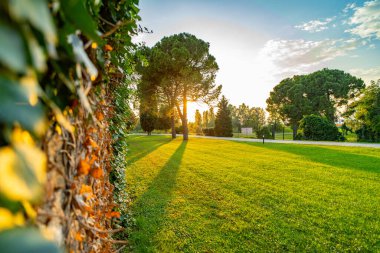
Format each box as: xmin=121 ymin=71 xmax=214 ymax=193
xmin=202 ymin=128 xmax=215 ymax=136
xmin=194 ymin=110 xmax=203 ymax=135
xmin=0 ymin=0 xmax=141 ymax=251
xmin=267 ymin=69 xmax=364 ymax=139
xmin=230 ymin=103 xmax=266 ymax=133
xmin=215 ymin=96 xmax=233 ymax=137
xmin=346 ymin=80 xmax=380 ymax=142
xmin=299 ymin=114 xmax=344 ymax=141
xmin=256 ymin=125 xmax=273 ymax=139
xmin=140 ymin=33 xmax=221 ymax=140
xmin=140 ymin=111 xmax=156 ymax=135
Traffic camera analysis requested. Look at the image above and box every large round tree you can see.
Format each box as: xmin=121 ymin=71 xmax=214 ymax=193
xmin=266 ymin=69 xmax=364 ymax=139
xmin=145 ymin=33 xmax=221 ymax=140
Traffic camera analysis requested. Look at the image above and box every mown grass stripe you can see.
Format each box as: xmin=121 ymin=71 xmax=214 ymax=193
xmin=126 ymin=135 xmax=380 ymax=252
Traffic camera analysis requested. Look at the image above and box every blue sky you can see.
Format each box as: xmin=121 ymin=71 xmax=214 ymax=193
xmin=135 ymin=0 xmax=380 ymax=112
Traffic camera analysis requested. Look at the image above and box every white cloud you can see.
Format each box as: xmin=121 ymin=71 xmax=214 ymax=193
xmin=295 ymin=17 xmax=335 ymax=33
xmin=349 ymin=66 xmax=380 ymax=83
xmin=343 ymin=3 xmax=357 ymax=13
xmin=346 ymin=0 xmax=380 ymax=39
xmin=258 ymin=38 xmax=360 ymax=76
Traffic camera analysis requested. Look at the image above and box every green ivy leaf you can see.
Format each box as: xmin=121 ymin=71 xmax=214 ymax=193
xmin=60 ymin=0 xmax=102 ymax=43
xmin=0 ymin=24 xmax=27 ymax=73
xmin=9 ymin=0 xmax=57 ymax=45
xmin=0 ymin=76 xmax=47 ymax=136
xmin=0 ymin=228 xmax=62 ymax=253
xmin=24 ymin=30 xmax=47 ymax=72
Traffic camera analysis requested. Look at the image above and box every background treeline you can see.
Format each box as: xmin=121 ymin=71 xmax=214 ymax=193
xmin=137 ymin=64 xmax=379 ymax=142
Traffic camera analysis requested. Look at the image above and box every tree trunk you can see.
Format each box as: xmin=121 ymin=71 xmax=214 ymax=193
xmin=171 ymin=114 xmax=176 ymax=139
xmin=292 ymin=124 xmax=298 ymax=140
xmin=182 ymin=95 xmax=189 ymax=141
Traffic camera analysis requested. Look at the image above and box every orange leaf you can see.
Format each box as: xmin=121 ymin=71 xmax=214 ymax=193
xmin=86 ymin=137 xmax=99 ymax=150
xmin=84 ymin=205 xmax=93 ymax=213
xmin=111 ymin=211 xmax=120 ymax=218
xmin=89 ymin=155 xmax=97 ymax=165
xmin=87 ymin=127 xmax=97 ymax=134
xmin=91 ymin=167 xmax=103 ymax=179
xmin=78 ymin=157 xmax=91 ymax=175
xmin=96 ymin=111 xmax=104 ymax=121
xmin=75 ymin=231 xmax=83 ymax=242
xmin=79 ymin=184 xmax=92 ymax=194
xmin=105 ymin=212 xmax=112 ymax=219
xmin=104 ymin=44 xmax=113 ymax=51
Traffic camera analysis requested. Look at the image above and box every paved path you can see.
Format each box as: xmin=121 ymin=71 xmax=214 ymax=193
xmin=133 ymin=133 xmax=380 ymax=149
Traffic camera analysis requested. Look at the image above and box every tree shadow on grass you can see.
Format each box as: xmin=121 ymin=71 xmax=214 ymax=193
xmin=126 ymin=136 xmax=173 ymax=165
xmin=241 ymin=142 xmax=380 ymax=174
xmin=129 ymin=141 xmax=187 ymax=252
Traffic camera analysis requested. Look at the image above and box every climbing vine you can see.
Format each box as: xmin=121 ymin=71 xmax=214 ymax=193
xmin=0 ymin=0 xmax=140 ymax=252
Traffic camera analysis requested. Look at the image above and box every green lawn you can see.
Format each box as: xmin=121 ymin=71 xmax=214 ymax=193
xmin=125 ymin=135 xmax=380 ymax=252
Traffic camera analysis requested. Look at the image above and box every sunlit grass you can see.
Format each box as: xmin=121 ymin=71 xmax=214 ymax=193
xmin=126 ymin=135 xmax=380 ymax=252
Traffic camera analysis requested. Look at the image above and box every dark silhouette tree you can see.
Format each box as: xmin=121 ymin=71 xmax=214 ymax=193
xmin=194 ymin=109 xmax=202 ymax=135
xmin=215 ymin=96 xmax=233 ymax=137
xmin=140 ymin=111 xmax=156 ymax=135
xmin=202 ymin=110 xmax=209 ymax=128
xmin=208 ymin=107 xmax=216 ymax=127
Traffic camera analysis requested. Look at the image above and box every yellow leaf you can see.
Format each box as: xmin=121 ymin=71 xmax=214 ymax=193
xmin=0 ymin=147 xmax=33 ymax=200
xmin=15 ymin=142 xmax=47 ymax=184
xmin=55 ymin=125 xmax=62 ymax=135
xmin=22 ymin=200 xmax=37 ymax=220
xmin=0 ymin=142 xmax=46 ymax=202
xmin=33 ymin=117 xmax=48 ymax=137
xmin=55 ymin=110 xmax=74 ymax=133
xmin=11 ymin=128 xmax=34 ymax=145
xmin=0 ymin=208 xmax=15 ymax=231
xmin=0 ymin=208 xmax=25 ymax=232
xmin=20 ymin=69 xmax=39 ymax=106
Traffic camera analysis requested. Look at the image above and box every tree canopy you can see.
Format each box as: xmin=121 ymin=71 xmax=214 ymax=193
xmin=345 ymin=80 xmax=380 ymax=142
xmin=266 ymin=68 xmax=364 ymax=139
xmin=142 ymin=33 xmax=221 ymax=140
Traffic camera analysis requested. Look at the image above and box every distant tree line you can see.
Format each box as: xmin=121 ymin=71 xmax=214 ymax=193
xmin=136 ymin=44 xmax=379 ymax=143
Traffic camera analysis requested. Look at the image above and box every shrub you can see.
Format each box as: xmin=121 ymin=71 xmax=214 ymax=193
xmin=256 ymin=125 xmax=273 ymax=139
xmin=155 ymin=117 xmax=171 ymax=131
xmin=299 ymin=115 xmax=345 ymax=141
xmin=202 ymin=128 xmax=215 ymax=136
xmin=140 ymin=111 xmax=156 ymax=135
xmin=175 ymin=126 xmax=184 ymax=134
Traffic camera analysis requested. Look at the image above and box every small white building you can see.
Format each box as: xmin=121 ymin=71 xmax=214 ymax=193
xmin=241 ymin=127 xmax=253 ymax=135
